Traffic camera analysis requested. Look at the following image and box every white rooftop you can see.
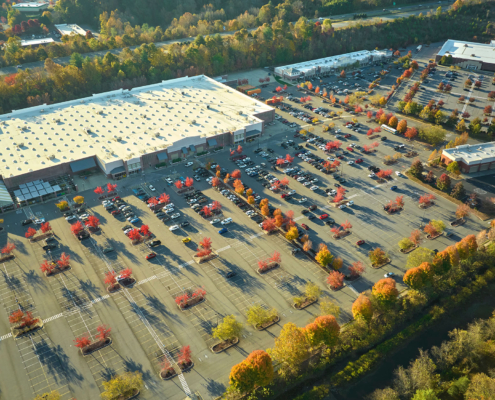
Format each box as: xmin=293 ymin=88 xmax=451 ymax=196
xmin=54 ymin=24 xmax=87 ymax=36
xmin=437 ymin=39 xmax=495 ymax=64
xmin=275 ymin=50 xmax=391 ymax=75
xmin=0 ymin=75 xmax=271 ymax=179
xmin=21 ymin=38 xmax=54 ymax=47
xmin=12 ymin=1 xmax=49 ymax=9
xmin=442 ymin=142 xmax=495 ymax=165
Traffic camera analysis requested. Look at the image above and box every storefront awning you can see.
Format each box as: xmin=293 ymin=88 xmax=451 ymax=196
xmin=110 ymin=166 xmax=126 ymax=174
xmin=207 ymin=138 xmax=218 ymax=147
xmin=246 ymin=129 xmax=261 ymax=138
xmin=70 ymin=158 xmax=96 ymax=173
xmin=181 ymin=147 xmax=188 ymax=155
xmin=157 ymin=152 xmax=168 ymax=161
xmin=189 ymin=145 xmax=196 ymax=152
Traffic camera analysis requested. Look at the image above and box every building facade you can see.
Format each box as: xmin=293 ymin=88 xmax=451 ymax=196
xmin=441 ymin=142 xmax=495 ymax=174
xmin=436 ymin=40 xmax=495 ymax=71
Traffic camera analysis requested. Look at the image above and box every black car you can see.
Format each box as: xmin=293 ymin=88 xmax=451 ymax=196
xmin=301 ymin=209 xmax=309 ymax=214
xmin=45 ymin=237 xmax=57 ymax=243
xmin=76 ymin=208 xmax=87 ymax=215
xmin=381 ymin=137 xmax=387 ymax=141
xmin=267 ymin=148 xmax=274 ymax=153
xmin=225 ymin=270 xmax=236 ymax=278
xmin=122 ymin=224 xmax=132 ymax=231
xmin=325 ymin=219 xmax=335 ymax=225
xmin=78 ymin=232 xmax=90 ymax=240
xmin=147 ymin=240 xmax=161 ymax=247
xmin=21 ymin=219 xmax=33 ymax=226
xmin=308 ymin=214 xmax=315 ymax=220
xmin=42 ymin=244 xmax=57 ymax=251
xmin=180 ymin=222 xmax=190 ymax=228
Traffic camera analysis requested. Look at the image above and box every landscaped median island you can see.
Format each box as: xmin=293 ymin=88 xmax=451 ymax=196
xmin=211 ymin=315 xmax=243 ymax=353
xmin=9 ymin=310 xmax=43 ymax=339
xmin=74 ymin=325 xmax=112 ymax=356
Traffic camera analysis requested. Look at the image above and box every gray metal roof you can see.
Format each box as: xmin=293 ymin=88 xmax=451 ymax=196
xmin=0 ymin=181 xmax=13 ymax=207
xmin=207 ymin=138 xmax=218 ymax=147
xmin=70 ymin=157 xmax=97 ymax=173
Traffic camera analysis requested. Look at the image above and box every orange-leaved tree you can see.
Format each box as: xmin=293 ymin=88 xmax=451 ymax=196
xmin=372 ymin=278 xmax=399 ymax=307
xmin=304 ymin=315 xmax=340 ymax=348
xmin=229 ymin=350 xmax=274 ymax=393
xmin=352 ymin=294 xmax=373 ymax=322
xmin=327 ymin=271 xmax=344 ymax=290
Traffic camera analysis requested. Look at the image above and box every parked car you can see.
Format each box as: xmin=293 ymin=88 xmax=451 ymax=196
xmin=301 ymin=223 xmax=309 ymax=230
xmin=218 ymin=228 xmax=228 ymax=234
xmin=147 ymin=240 xmax=161 ymax=247
xmin=21 ymin=219 xmax=32 ymax=225
xmin=42 ymin=244 xmax=57 ymax=251
xmin=169 ymin=225 xmax=180 ymax=231
xmin=145 ymin=253 xmax=157 ymax=260
xmin=356 ymin=240 xmax=365 ymax=246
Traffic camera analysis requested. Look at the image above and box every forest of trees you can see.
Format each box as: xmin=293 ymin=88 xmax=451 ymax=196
xmin=0 ymin=0 xmax=490 ymax=115
xmin=369 ymin=315 xmax=495 ymax=400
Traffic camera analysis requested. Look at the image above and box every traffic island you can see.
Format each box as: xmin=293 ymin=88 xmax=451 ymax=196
xmin=119 ymin=277 xmax=136 ymax=288
xmin=178 ymin=360 xmax=194 ymax=372
xmin=176 ymin=294 xmax=206 ymax=311
xmin=11 ymin=319 xmax=43 ymax=339
xmin=293 ymin=297 xmax=317 ymax=310
xmin=44 ymin=264 xmax=71 ymax=276
xmin=450 ymin=218 xmax=466 ymax=227
xmin=193 ymin=251 xmax=218 ymax=264
xmin=400 ymin=245 xmax=418 ymax=254
xmin=0 ymin=254 xmax=14 ymax=262
xmin=255 ymin=316 xmax=280 ymax=331
xmin=257 ymin=261 xmax=279 ymax=274
xmin=29 ymin=232 xmax=54 ymax=243
xmin=427 ymin=233 xmax=443 ymax=240
xmin=211 ymin=337 xmax=239 ymax=353
xmin=107 ymin=283 xmax=122 ymax=293
xmin=160 ymin=367 xmax=177 ymax=380
xmin=333 ymin=231 xmax=351 ymax=240
xmin=419 ymin=202 xmax=435 ymax=209
xmin=81 ymin=338 xmax=112 ymax=356
xmin=371 ymin=258 xmax=391 ymax=269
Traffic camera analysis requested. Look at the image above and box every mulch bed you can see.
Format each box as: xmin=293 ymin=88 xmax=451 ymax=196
xmin=178 ymin=361 xmax=194 ymax=372
xmin=211 ymin=337 xmax=239 ymax=353
xmin=193 ymin=252 xmax=218 ymax=264
xmin=419 ymin=202 xmax=435 ymax=209
xmin=160 ymin=368 xmax=177 ymax=380
xmin=427 ymin=233 xmax=443 ymax=240
xmin=255 ymin=316 xmax=280 ymax=331
xmin=119 ymin=277 xmax=136 ymax=287
xmin=329 ymin=284 xmax=345 ymax=292
xmin=113 ymin=389 xmax=139 ymax=400
xmin=293 ymin=297 xmax=317 ymax=310
xmin=257 ymin=262 xmax=279 ymax=274
xmin=45 ymin=266 xmax=71 ymax=276
xmin=81 ymin=338 xmax=112 ymax=356
xmin=371 ymin=258 xmax=391 ymax=269
xmin=107 ymin=284 xmax=122 ymax=293
xmin=0 ymin=254 xmax=14 ymax=262
xmin=177 ymin=296 xmax=205 ymax=311
xmin=450 ymin=218 xmax=466 ymax=227
xmin=400 ymin=245 xmax=418 ymax=254
xmin=12 ymin=319 xmax=43 ymax=339
xmin=333 ymin=231 xmax=351 ymax=240
xmin=30 ymin=232 xmax=54 ymax=243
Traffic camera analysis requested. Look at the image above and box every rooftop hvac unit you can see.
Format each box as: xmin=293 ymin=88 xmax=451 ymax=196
xmin=154 ymin=132 xmax=160 ymax=137
xmin=16 ymin=142 xmax=24 ymax=147
xmin=48 ymin=154 xmax=55 ymax=160
xmin=140 ymin=114 xmax=146 ymax=118
xmin=139 ymin=149 xmax=146 ymax=154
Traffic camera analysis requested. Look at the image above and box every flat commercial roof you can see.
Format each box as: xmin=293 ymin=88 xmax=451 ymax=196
xmin=437 ymin=40 xmax=495 ymax=64
xmin=12 ymin=1 xmax=49 ymax=9
xmin=442 ymin=142 xmax=495 ymax=165
xmin=54 ymin=24 xmax=87 ymax=36
xmin=0 ymin=75 xmax=271 ymax=179
xmin=21 ymin=38 xmax=54 ymax=47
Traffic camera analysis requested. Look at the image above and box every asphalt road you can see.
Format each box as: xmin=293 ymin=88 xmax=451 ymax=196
xmin=1 ymin=1 xmax=454 ymax=76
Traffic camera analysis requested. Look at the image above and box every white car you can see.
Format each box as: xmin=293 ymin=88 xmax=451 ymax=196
xmin=298 ymin=197 xmax=307 ymax=203
xmin=124 ymin=228 xmax=132 ymax=234
xmin=185 ymin=162 xmax=194 ymax=167
xmin=384 ymin=272 xmax=395 ymax=278
xmin=169 ymin=225 xmax=180 ymax=231
xmin=210 ymin=218 xmax=221 ymax=224
xmin=164 ymin=203 xmax=174 ymax=209
xmin=79 ymin=214 xmax=90 ymax=219
xmin=65 ymin=215 xmax=77 ymax=221
xmin=165 ymin=178 xmax=173 ymax=184
xmin=149 ymin=185 xmax=156 ymax=192
xmin=221 ymin=218 xmax=233 ymax=225
xmin=348 ymin=200 xmax=354 ymax=206
xmin=327 ymin=157 xmax=335 ymax=161
xmin=33 ymin=218 xmax=45 ymax=224
xmin=246 ymin=210 xmax=255 ymax=216
xmin=238 ymin=164 xmax=246 ymax=168
xmin=395 ymin=171 xmax=402 ymax=176
xmin=102 ymin=200 xmax=112 ymax=205
xmin=339 ymin=204 xmax=347 ymax=209
xmin=171 ymin=213 xmax=181 ymax=219
xmin=368 ymin=173 xmax=376 ymax=178
xmin=303 ymin=181 xmax=311 ymax=186
xmin=287 ymin=190 xmax=296 ymax=195
xmin=310 ymin=186 xmax=319 ymax=191
xmin=348 ymin=161 xmax=354 ymax=165
xmin=297 ymin=177 xmax=306 ymax=182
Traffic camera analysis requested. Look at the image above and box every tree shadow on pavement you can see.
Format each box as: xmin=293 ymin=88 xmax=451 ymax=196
xmin=142 ymin=292 xmax=186 ymax=327
xmin=23 ymin=269 xmax=47 ymax=293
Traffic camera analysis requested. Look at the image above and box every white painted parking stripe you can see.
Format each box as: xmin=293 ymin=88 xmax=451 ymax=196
xmin=0 ymin=333 xmax=12 ymax=341
xmin=216 ymin=245 xmax=231 ymax=253
xmin=249 ymin=232 xmax=264 ymax=239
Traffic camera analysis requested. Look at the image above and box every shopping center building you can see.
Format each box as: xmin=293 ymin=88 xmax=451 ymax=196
xmin=274 ymin=49 xmax=393 ymax=81
xmin=441 ymin=142 xmax=495 ymax=174
xmin=0 ymin=75 xmax=274 ymax=193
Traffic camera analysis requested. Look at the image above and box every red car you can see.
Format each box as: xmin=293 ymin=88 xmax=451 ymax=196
xmin=319 ymin=213 xmax=329 ymax=220
xmin=337 ymin=155 xmax=344 ymax=160
xmin=146 ymin=253 xmax=157 ymax=260
xmin=281 ymin=194 xmax=288 ymax=198
xmin=111 ymin=209 xmax=121 ymax=215
xmin=344 ymin=134 xmax=352 ymax=138
xmin=112 ymin=196 xmax=121 ymax=201
xmin=355 ymin=158 xmax=363 ymax=163
xmin=346 ymin=147 xmax=354 ymax=152
xmin=301 ymin=223 xmax=309 ymax=230
xmin=356 ymin=240 xmax=365 ymax=246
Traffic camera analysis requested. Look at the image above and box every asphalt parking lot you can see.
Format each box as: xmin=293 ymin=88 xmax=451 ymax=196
xmin=0 ymin=50 xmax=492 ymax=399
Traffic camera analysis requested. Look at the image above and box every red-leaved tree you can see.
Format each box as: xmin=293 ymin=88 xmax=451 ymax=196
xmin=1 ymin=242 xmax=15 ymax=254
xmin=231 ymin=169 xmax=241 ymax=179
xmin=327 ymin=271 xmax=345 ymax=289
xmin=148 ymin=197 xmax=159 ymax=206
xmin=333 ymin=187 xmax=346 ymax=203
xmin=40 ymin=222 xmax=52 ymax=233
xmin=25 ymin=227 xmax=37 ymax=238
xmin=286 ymin=154 xmax=294 ymax=164
xmin=94 ymin=186 xmax=104 ymax=195
xmin=178 ymin=345 xmax=192 ymax=366
xmin=211 ymin=177 xmax=221 ymax=187
xmin=128 ymin=229 xmax=142 ymax=241
xmin=236 ymin=145 xmax=243 ymax=154
xmin=199 ymin=237 xmax=212 ymax=249
xmin=341 ymin=220 xmax=352 ymax=231
xmin=106 ymin=183 xmax=117 ymax=193
xmin=40 ymin=261 xmax=55 ymax=274
xmin=139 ymin=225 xmax=151 ymax=237
xmin=119 ymin=268 xmax=132 ymax=279
xmin=96 ymin=324 xmax=111 ymax=341
xmin=70 ymin=221 xmax=84 ymax=235
xmin=348 ymin=261 xmax=365 ymax=278
xmin=185 ymin=177 xmax=194 ymax=187
xmin=175 ymin=180 xmax=183 ymax=189
xmin=270 ymin=251 xmax=281 ymax=263
xmin=262 ymin=218 xmax=277 ymax=232
xmin=57 ymin=252 xmax=70 ymax=269
xmin=158 ymin=193 xmax=170 ymax=204
xmin=85 ymin=215 xmax=100 ymax=229
xmin=74 ymin=335 xmax=91 ymax=349
xmin=211 ymin=201 xmax=222 ymax=211
xmin=202 ymin=206 xmax=212 ymax=218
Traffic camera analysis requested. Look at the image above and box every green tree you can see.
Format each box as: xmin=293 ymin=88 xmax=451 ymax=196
xmin=213 ymin=315 xmax=243 ymax=342
xmin=412 ymin=389 xmax=439 ymax=400
xmin=69 ymin=52 xmax=84 ymax=68
xmin=407 ymin=247 xmax=435 ymax=269
xmin=305 ymin=281 xmax=322 ymax=300
xmin=101 ymin=372 xmax=143 ymax=400
xmin=434 ymin=110 xmax=445 ymax=124
xmin=268 ymin=322 xmax=310 ymax=377
xmin=418 ymin=125 xmax=446 ymax=146
xmin=318 ymin=298 xmax=341 ymax=319
xmin=315 ymin=245 xmax=333 ymax=267
xmin=410 ymin=159 xmax=424 ymax=177
xmin=446 ymin=161 xmax=460 ymax=175
xmin=246 ymin=305 xmax=277 ymax=328
xmin=399 ymin=237 xmax=414 ymax=250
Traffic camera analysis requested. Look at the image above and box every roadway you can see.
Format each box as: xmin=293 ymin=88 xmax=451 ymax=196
xmin=1 ymin=0 xmax=454 ymax=76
